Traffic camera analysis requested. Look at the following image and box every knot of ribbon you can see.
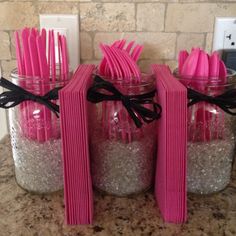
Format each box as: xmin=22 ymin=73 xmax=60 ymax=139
xmin=0 ymin=77 xmax=62 ymax=117
xmin=87 ymin=75 xmax=162 ymax=128
xmin=188 ymin=87 xmax=236 ymax=115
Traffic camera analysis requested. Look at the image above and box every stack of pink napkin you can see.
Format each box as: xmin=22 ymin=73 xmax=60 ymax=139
xmin=152 ymin=64 xmax=188 ymax=223
xmin=59 ymin=64 xmax=95 ymax=225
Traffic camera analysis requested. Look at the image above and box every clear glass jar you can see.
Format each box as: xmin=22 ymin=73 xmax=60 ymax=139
xmin=8 ymin=69 xmax=71 ymax=194
xmin=89 ymin=74 xmax=157 ymax=196
xmin=176 ymin=70 xmax=236 ymax=194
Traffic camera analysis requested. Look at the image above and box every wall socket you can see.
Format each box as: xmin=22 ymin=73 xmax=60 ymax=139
xmin=213 ymin=17 xmax=236 ymax=52
xmin=40 ymin=14 xmax=80 ymax=72
xmin=223 ymin=30 xmax=236 ymax=49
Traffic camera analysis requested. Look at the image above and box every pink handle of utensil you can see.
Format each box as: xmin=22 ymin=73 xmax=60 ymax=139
xmin=14 ymin=31 xmax=24 ymax=75
xmin=132 ymin=45 xmax=144 ymax=62
xmin=22 ymin=28 xmax=33 ymax=76
xmin=22 ymin=28 xmax=38 ymax=140
xmin=194 ymin=50 xmax=209 ymax=142
xmin=51 ymin=30 xmax=56 ymax=82
xmin=125 ymin=41 xmax=135 ymax=54
xmin=209 ymin=52 xmax=220 ymax=78
xmin=29 ymin=33 xmax=46 ymax=142
xmin=61 ymin=35 xmax=69 ymax=80
xmin=36 ymin=35 xmax=52 ymax=141
xmin=178 ymin=50 xmax=189 ymax=75
xmin=181 ymin=48 xmax=200 ymax=78
xmin=29 ymin=34 xmax=40 ymax=77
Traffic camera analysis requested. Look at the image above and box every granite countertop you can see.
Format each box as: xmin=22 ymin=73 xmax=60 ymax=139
xmin=0 ymin=136 xmax=236 ymax=236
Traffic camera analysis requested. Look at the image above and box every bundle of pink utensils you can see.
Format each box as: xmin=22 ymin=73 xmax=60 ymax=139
xmin=14 ymin=27 xmax=69 ymax=142
xmin=99 ymin=39 xmax=143 ymax=80
xmin=178 ymin=48 xmax=227 ymax=81
xmin=178 ymin=48 xmax=227 ymax=142
xmin=97 ymin=39 xmax=145 ymax=143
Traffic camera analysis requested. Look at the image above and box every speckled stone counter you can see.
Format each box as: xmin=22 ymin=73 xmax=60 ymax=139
xmin=0 ymin=136 xmax=236 ymax=236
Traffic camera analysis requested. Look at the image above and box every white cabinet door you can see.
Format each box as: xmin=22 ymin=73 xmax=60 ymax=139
xmin=0 ymin=87 xmax=8 ymax=140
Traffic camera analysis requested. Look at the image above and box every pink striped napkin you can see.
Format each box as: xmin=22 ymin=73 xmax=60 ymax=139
xmin=152 ymin=64 xmax=187 ymax=223
xmin=59 ymin=64 xmax=95 ymax=225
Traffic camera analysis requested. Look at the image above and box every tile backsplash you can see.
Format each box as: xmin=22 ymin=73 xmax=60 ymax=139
xmin=0 ymin=0 xmax=236 ymax=76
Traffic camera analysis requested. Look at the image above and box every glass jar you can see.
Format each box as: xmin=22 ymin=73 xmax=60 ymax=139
xmin=176 ymin=70 xmax=236 ymax=194
xmin=89 ymin=74 xmax=157 ymax=196
xmin=8 ymin=69 xmax=71 ymax=194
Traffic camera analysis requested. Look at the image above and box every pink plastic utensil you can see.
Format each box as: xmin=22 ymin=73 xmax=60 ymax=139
xmin=178 ymin=50 xmax=189 ymax=75
xmin=122 ymin=50 xmax=141 ymax=80
xmin=219 ymin=60 xmax=227 ymax=82
xmin=36 ymin=36 xmax=49 ymax=79
xmin=61 ymin=35 xmax=69 ymax=80
xmin=104 ymin=44 xmax=122 ymax=78
xmin=29 ymin=33 xmax=46 ymax=142
xmin=48 ymin=30 xmax=51 ymax=77
xmin=22 ymin=28 xmax=38 ymax=140
xmin=205 ymin=52 xmax=220 ymax=141
xmin=131 ymin=44 xmax=143 ymax=62
xmin=41 ymin=28 xmax=47 ymax=51
xmin=99 ymin=44 xmax=115 ymax=78
xmin=194 ymin=50 xmax=209 ymax=142
xmin=57 ymin=33 xmax=61 ymax=78
xmin=36 ymin=35 xmax=51 ymax=141
xmin=111 ymin=47 xmax=133 ymax=142
xmin=209 ymin=52 xmax=220 ymax=78
xmin=14 ymin=31 xmax=24 ymax=75
xmin=22 ymin=28 xmax=32 ymax=76
xmin=100 ymin=45 xmax=120 ymax=140
xmin=125 ymin=41 xmax=135 ymax=54
xmin=51 ymin=30 xmax=56 ymax=82
xmin=195 ymin=50 xmax=209 ymax=78
xmin=29 ymin=34 xmax=40 ymax=77
xmin=181 ymin=48 xmax=200 ymax=78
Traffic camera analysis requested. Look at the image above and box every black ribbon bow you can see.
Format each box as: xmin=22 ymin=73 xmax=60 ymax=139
xmin=87 ymin=75 xmax=162 ymax=128
xmin=188 ymin=87 xmax=236 ymax=115
xmin=0 ymin=77 xmax=61 ymax=117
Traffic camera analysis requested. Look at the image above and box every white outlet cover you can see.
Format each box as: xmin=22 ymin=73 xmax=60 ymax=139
xmin=223 ymin=30 xmax=236 ymax=49
xmin=40 ymin=14 xmax=80 ymax=72
xmin=213 ymin=17 xmax=236 ymax=52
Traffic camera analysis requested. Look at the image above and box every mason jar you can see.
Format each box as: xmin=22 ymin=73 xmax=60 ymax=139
xmin=176 ymin=69 xmax=236 ymax=194
xmin=88 ymin=74 xmax=158 ymax=196
xmin=8 ymin=69 xmax=71 ymax=194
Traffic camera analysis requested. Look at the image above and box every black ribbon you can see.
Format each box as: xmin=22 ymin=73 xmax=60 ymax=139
xmin=87 ymin=75 xmax=162 ymax=128
xmin=188 ymin=87 xmax=236 ymax=115
xmin=0 ymin=77 xmax=61 ymax=117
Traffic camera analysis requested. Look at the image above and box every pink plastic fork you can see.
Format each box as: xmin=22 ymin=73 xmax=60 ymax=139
xmin=125 ymin=41 xmax=135 ymax=54
xmin=103 ymin=45 xmax=126 ymax=140
xmin=111 ymin=47 xmax=133 ymax=142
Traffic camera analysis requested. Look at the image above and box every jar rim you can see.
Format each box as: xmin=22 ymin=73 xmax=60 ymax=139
xmin=173 ymin=68 xmax=236 ymax=87
xmin=10 ymin=68 xmax=72 ymax=85
xmin=93 ymin=71 xmax=156 ymax=88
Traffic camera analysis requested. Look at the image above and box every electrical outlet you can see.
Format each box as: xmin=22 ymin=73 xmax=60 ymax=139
xmin=213 ymin=17 xmax=236 ymax=52
xmin=223 ymin=30 xmax=236 ymax=49
xmin=39 ymin=14 xmax=80 ymax=71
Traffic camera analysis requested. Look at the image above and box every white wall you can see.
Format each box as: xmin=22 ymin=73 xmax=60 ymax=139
xmin=0 ymin=87 xmax=8 ymax=140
